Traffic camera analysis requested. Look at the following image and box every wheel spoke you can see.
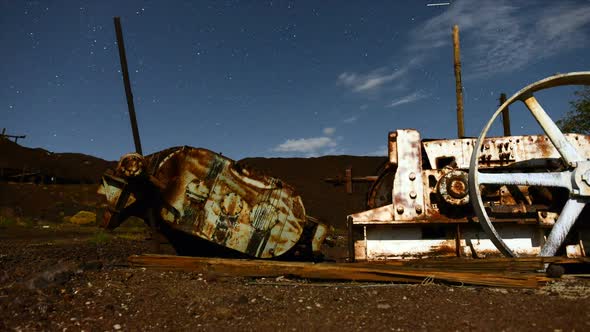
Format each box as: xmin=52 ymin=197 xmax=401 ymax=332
xmin=540 ymin=198 xmax=587 ymax=256
xmin=477 ymin=170 xmax=572 ymax=189
xmin=522 ymin=94 xmax=583 ymax=164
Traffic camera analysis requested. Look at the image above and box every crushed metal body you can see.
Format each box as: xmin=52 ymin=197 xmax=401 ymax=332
xmin=350 ymin=72 xmax=590 ymax=261
xmin=98 ymin=147 xmax=329 ymax=259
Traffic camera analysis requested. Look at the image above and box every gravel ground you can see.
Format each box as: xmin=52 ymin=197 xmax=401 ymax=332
xmin=2 ymin=224 xmax=590 ymax=332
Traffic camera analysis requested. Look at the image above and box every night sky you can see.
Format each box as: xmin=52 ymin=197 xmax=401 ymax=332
xmin=2 ymin=0 xmax=590 ymax=161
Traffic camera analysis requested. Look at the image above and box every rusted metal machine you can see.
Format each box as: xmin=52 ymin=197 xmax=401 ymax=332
xmin=98 ymin=149 xmax=329 ymax=259
xmin=349 ymin=72 xmax=590 ymax=261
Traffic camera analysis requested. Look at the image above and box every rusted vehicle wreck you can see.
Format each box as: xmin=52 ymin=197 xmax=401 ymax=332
xmin=349 ymin=72 xmax=590 ymax=261
xmin=98 ymin=148 xmax=329 ymax=259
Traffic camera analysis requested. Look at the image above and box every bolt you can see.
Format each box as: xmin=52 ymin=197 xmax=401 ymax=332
xmin=409 ymin=172 xmax=416 ymax=181
xmin=415 ymin=205 xmax=422 ymax=214
xmin=409 ymin=191 xmax=417 ymax=199
xmin=396 ymin=206 xmax=404 ymax=214
xmin=448 ymin=179 xmax=467 ymax=198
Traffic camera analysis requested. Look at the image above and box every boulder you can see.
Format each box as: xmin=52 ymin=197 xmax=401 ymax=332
xmin=69 ymin=210 xmax=96 ymax=225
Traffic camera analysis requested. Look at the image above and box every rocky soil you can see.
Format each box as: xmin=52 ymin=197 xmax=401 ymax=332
xmin=2 ymin=223 xmax=590 ymax=331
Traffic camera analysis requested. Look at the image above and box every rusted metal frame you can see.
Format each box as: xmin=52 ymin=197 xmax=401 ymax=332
xmin=113 ymin=17 xmax=143 ymax=156
xmin=452 ymin=25 xmax=464 ymax=138
xmin=324 ymin=167 xmax=378 ymax=195
xmin=347 ymin=216 xmax=355 ymax=262
xmin=469 ymin=72 xmax=590 ymax=258
xmin=0 ymin=128 xmax=26 ymax=143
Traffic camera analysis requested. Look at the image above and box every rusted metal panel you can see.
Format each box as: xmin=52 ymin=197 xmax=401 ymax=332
xmin=392 ymin=130 xmax=425 ymax=220
xmin=359 ymin=223 xmax=586 ymax=260
xmin=422 ymin=134 xmax=590 ymax=170
xmin=154 ymin=147 xmax=307 ymax=258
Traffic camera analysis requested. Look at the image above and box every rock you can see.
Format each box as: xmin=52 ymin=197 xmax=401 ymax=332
xmin=0 ymin=207 xmax=16 ymax=219
xmin=25 ymin=261 xmax=77 ymax=290
xmin=68 ymin=211 xmax=96 ymax=225
xmin=377 ymin=303 xmax=391 ymax=310
xmin=78 ymin=260 xmax=103 ymax=271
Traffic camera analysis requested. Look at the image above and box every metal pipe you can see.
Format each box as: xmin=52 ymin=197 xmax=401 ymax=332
xmin=500 ymin=93 xmax=511 ymax=136
xmin=114 ymin=17 xmax=143 ymax=155
xmin=452 ymin=25 xmax=464 ymax=138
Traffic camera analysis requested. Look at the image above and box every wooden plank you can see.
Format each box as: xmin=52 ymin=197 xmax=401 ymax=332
xmin=396 ymin=256 xmax=590 ymax=272
xmin=128 ymin=255 xmax=552 ymax=288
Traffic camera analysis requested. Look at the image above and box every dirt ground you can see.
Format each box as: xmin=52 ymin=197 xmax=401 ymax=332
xmin=2 ymin=141 xmax=590 ymax=331
xmin=1 ymin=222 xmax=590 ymax=332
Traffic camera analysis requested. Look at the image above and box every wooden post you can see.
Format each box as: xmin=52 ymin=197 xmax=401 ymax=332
xmin=345 ymin=167 xmax=352 ymax=194
xmin=20 ymin=165 xmax=26 ymax=183
xmin=500 ymin=93 xmax=511 ymax=136
xmin=114 ymin=17 xmax=143 ymax=155
xmin=452 ymin=25 xmax=464 ymax=138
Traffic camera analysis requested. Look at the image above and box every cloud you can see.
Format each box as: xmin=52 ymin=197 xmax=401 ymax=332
xmin=410 ymin=0 xmax=590 ymax=77
xmin=365 ymin=145 xmax=387 ymax=157
xmin=342 ymin=116 xmax=358 ymax=124
xmin=338 ymin=67 xmax=409 ymax=93
xmin=337 ymin=0 xmax=590 ymax=96
xmin=273 ymin=136 xmax=337 ymax=154
xmin=323 ymin=127 xmax=336 ymax=135
xmin=387 ymin=91 xmax=429 ymax=108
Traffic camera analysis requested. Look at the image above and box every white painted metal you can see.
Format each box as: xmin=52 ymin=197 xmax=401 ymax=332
xmin=540 ymin=198 xmax=587 ymax=256
xmin=522 ymin=94 xmax=583 ymax=165
xmin=477 ymin=170 xmax=572 ymax=189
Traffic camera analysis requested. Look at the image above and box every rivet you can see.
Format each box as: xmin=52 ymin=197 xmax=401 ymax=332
xmin=409 ymin=172 xmax=416 ymax=181
xmin=415 ymin=205 xmax=422 ymax=214
xmin=409 ymin=191 xmax=417 ymax=199
xmin=396 ymin=206 xmax=404 ymax=214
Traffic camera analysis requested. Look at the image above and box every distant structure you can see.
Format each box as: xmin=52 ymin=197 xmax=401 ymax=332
xmin=1 ymin=128 xmax=26 ymax=144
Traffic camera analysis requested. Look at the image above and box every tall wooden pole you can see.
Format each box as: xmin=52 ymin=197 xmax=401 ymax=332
xmin=500 ymin=93 xmax=511 ymax=136
xmin=114 ymin=17 xmax=143 ymax=155
xmin=452 ymin=25 xmax=464 ymax=138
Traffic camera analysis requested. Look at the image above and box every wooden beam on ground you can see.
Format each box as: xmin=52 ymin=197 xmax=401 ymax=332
xmin=128 ymin=255 xmax=554 ymax=288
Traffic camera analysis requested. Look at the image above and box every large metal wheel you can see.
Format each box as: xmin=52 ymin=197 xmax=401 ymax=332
xmin=468 ymin=72 xmax=590 ymax=257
